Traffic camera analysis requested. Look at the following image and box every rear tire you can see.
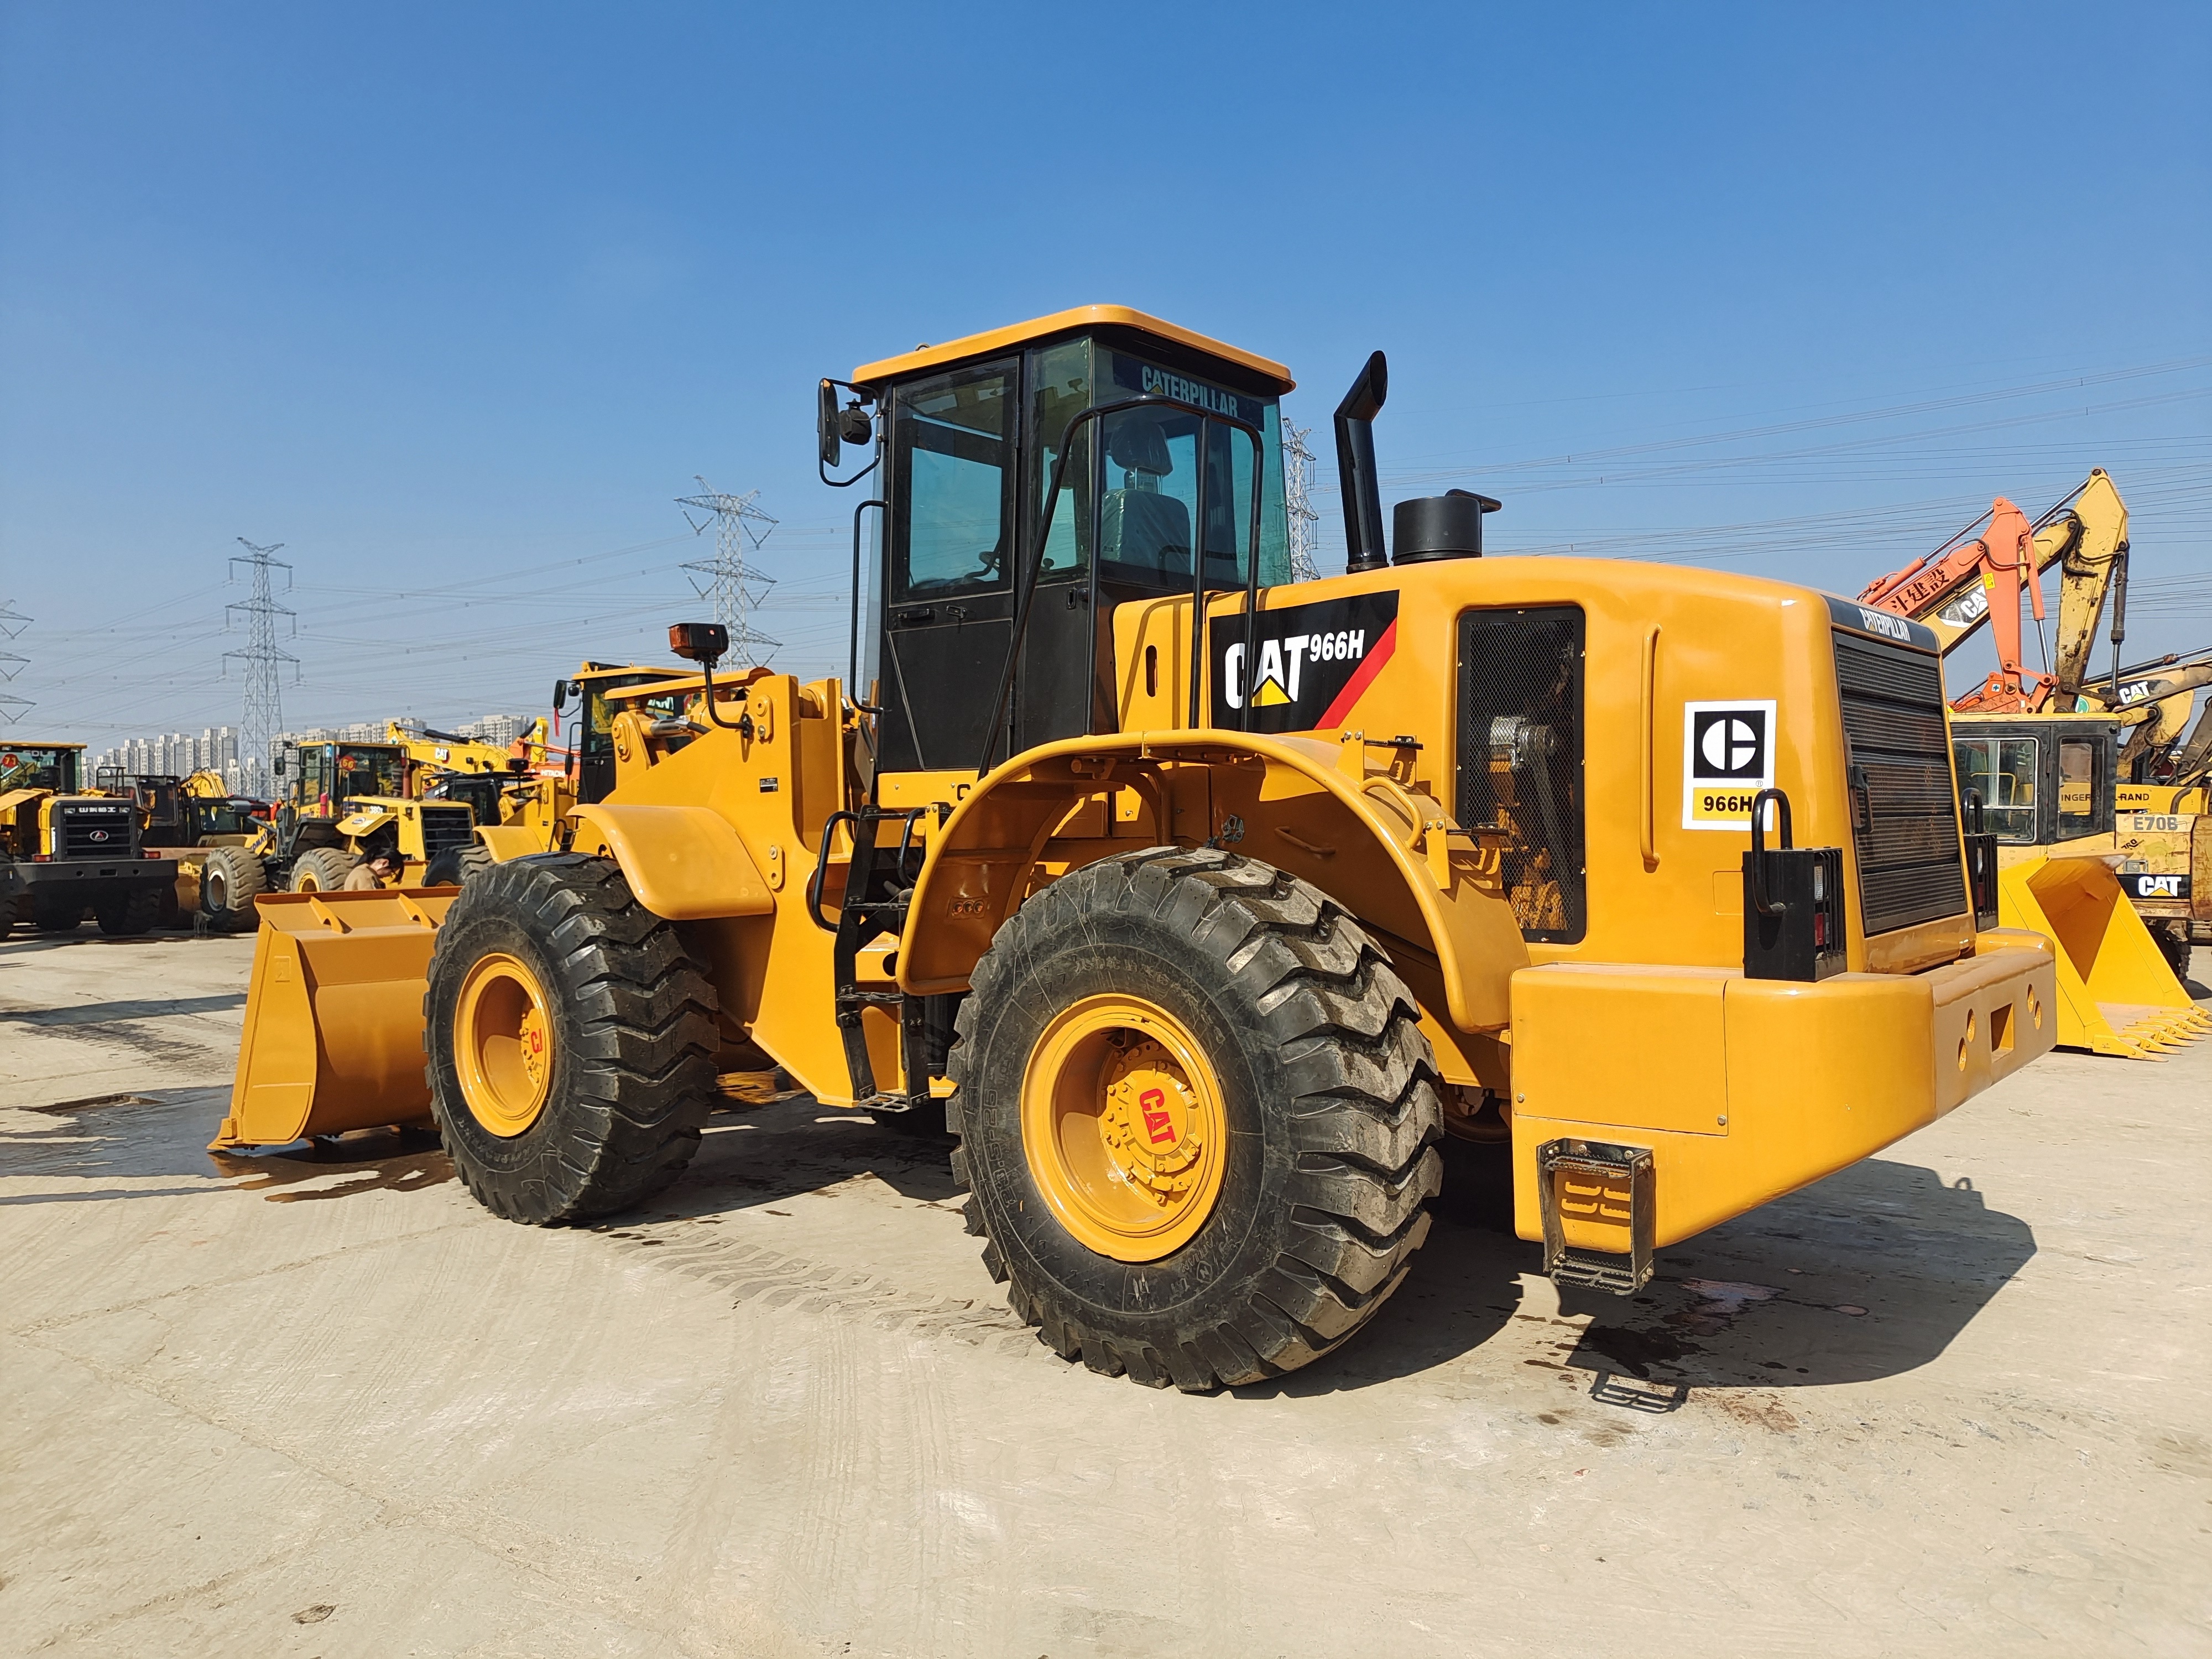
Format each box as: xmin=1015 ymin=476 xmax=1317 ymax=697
xmin=289 ymin=848 xmax=356 ymax=892
xmin=95 ymin=888 xmax=163 ymax=936
xmin=422 ymin=842 xmax=495 ymax=888
xmin=200 ymin=846 xmax=268 ymax=933
xmin=950 ymin=847 xmax=1443 ymax=1392
xmin=426 ymin=854 xmax=719 ymax=1224
xmin=32 ymin=893 xmax=83 ymax=934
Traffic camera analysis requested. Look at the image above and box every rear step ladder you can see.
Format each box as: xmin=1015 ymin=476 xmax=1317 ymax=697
xmin=1537 ymin=1139 xmax=1656 ymax=1294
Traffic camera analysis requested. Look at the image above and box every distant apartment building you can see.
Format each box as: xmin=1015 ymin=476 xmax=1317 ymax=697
xmin=91 ymin=712 xmax=529 ymax=800
xmin=90 ymin=726 xmax=258 ymax=793
xmin=455 ymin=713 xmax=529 ymax=749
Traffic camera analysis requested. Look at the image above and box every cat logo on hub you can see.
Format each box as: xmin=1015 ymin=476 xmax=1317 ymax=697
xmin=1209 ymin=592 xmax=1400 ymax=732
xmin=1682 ymin=700 xmax=1777 ymax=830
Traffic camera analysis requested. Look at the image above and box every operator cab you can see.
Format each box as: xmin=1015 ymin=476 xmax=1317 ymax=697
xmin=0 ymin=744 xmax=83 ymax=795
xmin=279 ymin=742 xmax=406 ymax=818
xmin=1952 ymin=713 xmax=2120 ymax=846
xmin=554 ymin=664 xmax=689 ymax=804
xmin=826 ymin=307 xmax=1295 ymax=775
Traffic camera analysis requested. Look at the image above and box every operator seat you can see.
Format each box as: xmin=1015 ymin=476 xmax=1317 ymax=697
xmin=1098 ymin=415 xmax=1190 ymax=577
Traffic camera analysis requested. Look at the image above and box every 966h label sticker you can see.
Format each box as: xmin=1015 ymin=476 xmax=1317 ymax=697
xmin=1208 ymin=591 xmax=1400 ymax=733
xmin=1683 ymin=700 xmax=1777 ymax=830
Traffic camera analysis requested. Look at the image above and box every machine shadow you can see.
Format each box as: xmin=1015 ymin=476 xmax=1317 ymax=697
xmin=670 ymin=1097 xmax=966 ymax=1211
xmin=1251 ymin=1144 xmax=2037 ymax=1396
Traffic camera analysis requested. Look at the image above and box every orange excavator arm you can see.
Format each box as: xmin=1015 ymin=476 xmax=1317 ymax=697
xmin=1858 ymin=497 xmax=2047 ymax=708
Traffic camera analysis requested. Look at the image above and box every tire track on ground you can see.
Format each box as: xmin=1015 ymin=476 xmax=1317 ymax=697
xmin=588 ymin=1222 xmax=1043 ymax=1359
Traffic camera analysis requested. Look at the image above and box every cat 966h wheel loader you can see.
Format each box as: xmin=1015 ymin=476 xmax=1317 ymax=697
xmin=219 ymin=306 xmax=2059 ymax=1390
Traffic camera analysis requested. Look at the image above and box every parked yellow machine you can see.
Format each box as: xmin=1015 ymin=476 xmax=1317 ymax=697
xmin=1 ymin=742 xmax=176 ymax=936
xmin=222 ymin=306 xmax=2060 ymax=1390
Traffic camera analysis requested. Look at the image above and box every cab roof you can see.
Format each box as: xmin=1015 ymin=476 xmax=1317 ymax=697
xmin=852 ymin=305 xmax=1295 ymax=395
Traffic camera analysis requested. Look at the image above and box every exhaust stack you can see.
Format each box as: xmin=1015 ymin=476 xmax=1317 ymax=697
xmin=1334 ymin=351 xmax=1389 ymax=573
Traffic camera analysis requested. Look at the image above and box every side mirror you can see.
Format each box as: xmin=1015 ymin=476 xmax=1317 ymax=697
xmin=818 ymin=380 xmax=842 ymax=466
xmin=273 ymin=753 xmax=286 ymax=777
xmin=669 ymin=621 xmax=729 ymax=664
xmin=551 ymin=677 xmax=568 ymax=714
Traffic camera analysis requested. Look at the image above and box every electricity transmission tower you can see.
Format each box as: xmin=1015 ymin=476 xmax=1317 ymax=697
xmin=224 ymin=539 xmax=297 ymax=791
xmin=1283 ymin=418 xmax=1321 ymax=581
xmin=0 ymin=599 xmax=30 ymax=724
xmin=677 ymin=478 xmax=780 ymax=666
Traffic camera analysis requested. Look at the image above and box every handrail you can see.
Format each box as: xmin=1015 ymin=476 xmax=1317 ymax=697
xmin=1639 ymin=624 xmax=1660 ymax=868
xmin=978 ymin=393 xmax=1267 ymax=775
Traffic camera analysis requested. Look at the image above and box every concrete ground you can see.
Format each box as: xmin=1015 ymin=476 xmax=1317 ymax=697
xmin=2 ymin=927 xmax=2208 ymax=1658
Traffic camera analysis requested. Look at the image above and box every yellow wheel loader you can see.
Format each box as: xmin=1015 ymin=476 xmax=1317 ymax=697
xmin=196 ymin=740 xmax=481 ymax=930
xmin=96 ymin=768 xmax=269 ymax=928
xmin=222 ymin=306 xmax=2060 ymax=1390
xmin=415 ymin=665 xmax=687 ymax=885
xmin=1 ymin=743 xmax=176 ymax=937
xmin=1955 ymin=712 xmax=2210 ymax=1052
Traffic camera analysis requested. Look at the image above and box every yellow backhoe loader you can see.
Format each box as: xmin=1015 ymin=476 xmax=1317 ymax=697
xmin=1 ymin=743 xmax=176 ymax=936
xmin=221 ymin=306 xmax=2060 ymax=1390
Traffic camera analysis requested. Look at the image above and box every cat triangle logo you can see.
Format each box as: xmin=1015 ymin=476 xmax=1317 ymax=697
xmin=1252 ymin=675 xmax=1292 ymax=707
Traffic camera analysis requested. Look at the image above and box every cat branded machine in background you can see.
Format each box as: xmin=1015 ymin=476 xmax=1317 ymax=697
xmin=1858 ymin=472 xmax=2209 ymax=1052
xmin=222 ymin=306 xmax=2056 ymax=1392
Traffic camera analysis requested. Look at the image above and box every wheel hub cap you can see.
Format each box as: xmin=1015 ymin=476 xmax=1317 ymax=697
xmin=1020 ymin=994 xmax=1229 ymax=1262
xmin=453 ymin=952 xmax=555 ymax=1138
xmin=1100 ymin=1040 xmax=1206 ymax=1204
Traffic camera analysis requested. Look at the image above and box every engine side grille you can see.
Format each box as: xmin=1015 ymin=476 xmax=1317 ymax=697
xmin=54 ymin=800 xmax=138 ymax=859
xmin=1834 ymin=633 xmax=1968 ymax=934
xmin=1456 ymin=606 xmax=1587 ymax=943
xmin=419 ymin=806 xmax=474 ymax=860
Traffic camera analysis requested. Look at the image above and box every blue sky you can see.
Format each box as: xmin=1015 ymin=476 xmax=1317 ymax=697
xmin=2 ymin=2 xmax=2206 ymax=747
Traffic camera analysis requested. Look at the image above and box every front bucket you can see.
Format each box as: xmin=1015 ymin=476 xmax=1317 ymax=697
xmin=1998 ymin=854 xmax=2211 ymax=1060
xmin=211 ymin=888 xmax=457 ymax=1150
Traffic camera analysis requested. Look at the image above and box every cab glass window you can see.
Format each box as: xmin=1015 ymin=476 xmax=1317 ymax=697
xmin=2057 ymin=738 xmax=2100 ymax=837
xmin=335 ymin=747 xmax=404 ymax=804
xmin=0 ymin=745 xmax=77 ymax=792
xmin=893 ymin=359 xmax=1017 ymax=602
xmin=1955 ymin=737 xmax=2038 ymax=842
xmin=1029 ymin=346 xmax=1288 ymax=594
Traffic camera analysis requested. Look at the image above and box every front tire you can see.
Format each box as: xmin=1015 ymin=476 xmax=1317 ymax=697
xmin=422 ymin=842 xmax=495 ymax=888
xmin=289 ymin=848 xmax=357 ymax=892
xmin=95 ymin=888 xmax=163 ymax=936
xmin=426 ymin=854 xmax=718 ymax=1224
xmin=200 ymin=846 xmax=269 ymax=932
xmin=950 ymin=848 xmax=1443 ymax=1391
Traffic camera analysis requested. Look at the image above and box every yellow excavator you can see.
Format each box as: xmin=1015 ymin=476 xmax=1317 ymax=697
xmin=1859 ymin=472 xmax=2209 ymax=1048
xmin=220 ymin=305 xmax=2059 ymax=1390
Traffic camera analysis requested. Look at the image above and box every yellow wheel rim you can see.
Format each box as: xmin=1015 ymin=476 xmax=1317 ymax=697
xmin=453 ymin=952 xmax=555 ymax=1137
xmin=1020 ymin=994 xmax=1229 ymax=1262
